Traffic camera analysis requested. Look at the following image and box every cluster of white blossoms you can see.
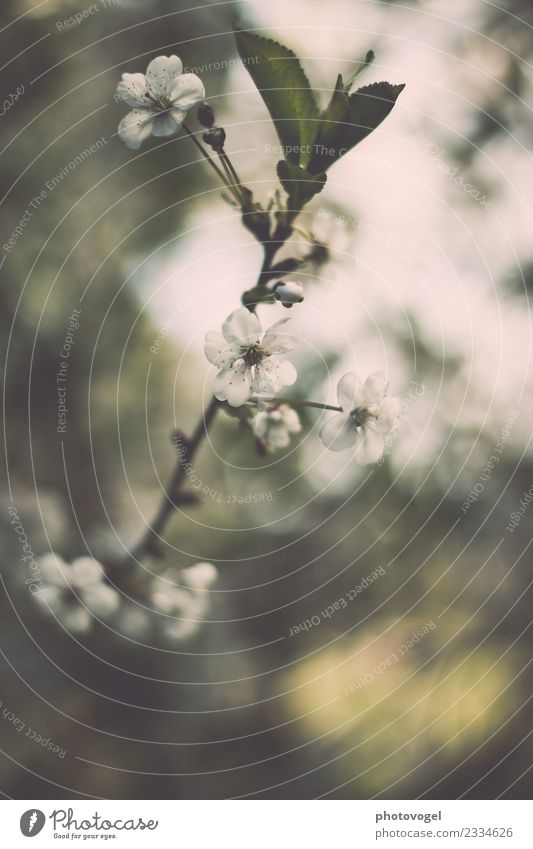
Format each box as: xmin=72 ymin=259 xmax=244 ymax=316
xmin=150 ymin=561 xmax=218 ymax=642
xmin=34 ymin=554 xmax=218 ymax=643
xmin=205 ymin=307 xmax=400 ymax=462
xmin=319 ymin=371 xmax=401 ymax=463
xmin=116 ymin=55 xmax=205 ymax=149
xmin=34 ymin=555 xmax=120 ymax=634
xmin=204 ymin=308 xmax=301 ymax=407
xmin=252 ymin=403 xmax=302 ymax=450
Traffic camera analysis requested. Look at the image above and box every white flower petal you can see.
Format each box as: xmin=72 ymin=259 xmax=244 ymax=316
xmin=204 ymin=331 xmax=240 ymax=368
xmin=162 ymin=617 xmax=200 ymax=642
xmin=60 ymin=606 xmax=92 ymax=634
xmin=268 ymin=424 xmax=291 ymax=448
xmin=319 ymin=412 xmax=358 ymax=451
xmin=116 ymin=72 xmax=150 ymax=107
xmin=70 ymin=557 xmax=104 ymax=587
xmin=169 ymin=588 xmax=195 ymax=611
xmin=337 ymin=372 xmax=363 ymax=412
xmin=118 ymin=109 xmax=155 ymax=149
xmin=357 ymin=426 xmax=385 ymax=464
xmin=151 ymin=111 xmax=182 ymax=137
xmin=283 ymin=406 xmax=302 ymax=434
xmin=376 ymin=395 xmax=401 ymax=433
xmin=267 ymin=420 xmax=292 ymax=448
xmin=183 ymin=562 xmax=218 ymax=590
xmin=35 ymin=585 xmax=64 ymax=612
xmin=151 ymin=590 xmax=175 ymax=615
xmin=82 ymin=584 xmax=120 ymax=617
xmin=262 ymin=317 xmax=301 ymax=354
xmin=278 ymin=360 xmax=298 ymax=387
xmin=37 ymin=554 xmax=69 ymax=586
xmin=214 ymin=363 xmax=253 ymax=407
xmin=170 ymin=73 xmax=206 ymax=110
xmin=252 ymin=408 xmax=300 ymax=447
xmin=146 ymin=55 xmax=183 ymax=99
xmin=253 ymin=359 xmax=296 ymax=396
xmin=118 ymin=606 xmax=151 ymax=639
xmin=222 ymin=308 xmax=261 ymax=345
xmin=252 ymin=411 xmax=269 ymax=439
xmin=362 ymin=371 xmax=387 ymax=411
xmin=171 ymin=106 xmax=187 ymax=126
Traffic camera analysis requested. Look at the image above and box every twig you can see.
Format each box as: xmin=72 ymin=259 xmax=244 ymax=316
xmin=128 ymin=158 xmax=305 ymax=560
xmin=252 ymin=396 xmax=342 ymax=412
xmin=130 ymin=396 xmax=219 ymax=559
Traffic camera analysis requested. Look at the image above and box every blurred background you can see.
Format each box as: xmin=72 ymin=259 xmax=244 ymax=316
xmin=1 ymin=0 xmax=532 ymax=799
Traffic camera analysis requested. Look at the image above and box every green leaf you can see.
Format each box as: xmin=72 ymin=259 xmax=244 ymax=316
xmin=276 ymin=160 xmax=326 ymax=208
xmin=307 ymin=81 xmax=405 ymax=174
xmin=309 ymin=74 xmax=350 ymax=164
xmin=234 ymin=28 xmax=319 ymax=168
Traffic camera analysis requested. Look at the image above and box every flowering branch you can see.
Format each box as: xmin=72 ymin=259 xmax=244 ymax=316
xmin=32 ymin=32 xmax=406 ymax=644
xmin=114 ymin=41 xmax=404 ymax=555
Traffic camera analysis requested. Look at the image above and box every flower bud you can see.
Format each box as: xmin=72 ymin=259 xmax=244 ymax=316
xmin=197 ymin=101 xmax=215 ymax=128
xmin=274 ymin=281 xmax=304 ymax=308
xmin=202 ymin=126 xmax=226 ymax=152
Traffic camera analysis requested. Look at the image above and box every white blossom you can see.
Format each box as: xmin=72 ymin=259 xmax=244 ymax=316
xmin=150 ymin=562 xmax=218 ymax=643
xmin=320 ymin=371 xmax=400 ymax=463
xmin=116 ymin=55 xmax=205 ymax=149
xmin=274 ymin=281 xmax=304 ymax=308
xmin=204 ymin=308 xmax=301 ymax=407
xmin=34 ymin=554 xmax=119 ymax=634
xmin=182 ymin=561 xmax=218 ymax=590
xmin=115 ymin=605 xmax=152 ymax=640
xmin=252 ymin=404 xmax=301 ymax=449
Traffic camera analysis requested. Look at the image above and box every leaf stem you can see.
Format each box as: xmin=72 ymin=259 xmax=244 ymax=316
xmin=217 ymin=151 xmax=246 ymax=205
xmin=182 ymin=122 xmax=239 ymax=199
xmin=220 ymin=150 xmax=245 ymax=195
